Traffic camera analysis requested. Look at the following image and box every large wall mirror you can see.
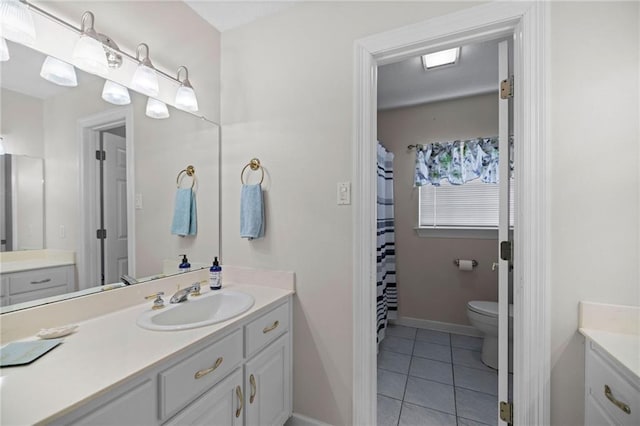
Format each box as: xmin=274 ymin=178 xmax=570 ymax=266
xmin=1 ymin=35 xmax=220 ymax=313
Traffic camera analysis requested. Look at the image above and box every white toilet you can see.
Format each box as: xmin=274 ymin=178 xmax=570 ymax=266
xmin=466 ymin=300 xmax=513 ymax=370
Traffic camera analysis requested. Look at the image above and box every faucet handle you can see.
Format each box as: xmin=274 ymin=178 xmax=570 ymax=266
xmin=190 ymin=282 xmax=201 ymax=297
xmin=145 ymin=292 xmax=165 ymax=310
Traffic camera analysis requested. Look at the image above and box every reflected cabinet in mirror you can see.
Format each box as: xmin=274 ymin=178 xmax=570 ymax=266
xmin=0 ymin=40 xmax=220 ymax=313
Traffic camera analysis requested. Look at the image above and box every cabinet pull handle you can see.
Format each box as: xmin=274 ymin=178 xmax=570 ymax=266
xmin=250 ymin=374 xmax=257 ymax=403
xmin=604 ymin=385 xmax=631 ymax=415
xmin=194 ymin=357 xmax=223 ymax=379
xmin=263 ymin=320 xmax=279 ymax=334
xmin=235 ymin=385 xmax=243 ymax=418
xmin=30 ymin=278 xmax=51 ymax=285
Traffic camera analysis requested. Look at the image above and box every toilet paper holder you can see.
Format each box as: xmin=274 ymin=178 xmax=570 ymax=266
xmin=453 ymin=259 xmax=478 ymax=268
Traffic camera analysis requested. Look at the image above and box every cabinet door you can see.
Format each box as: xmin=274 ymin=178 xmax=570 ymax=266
xmin=55 ymin=379 xmax=156 ymax=425
xmin=165 ymin=368 xmax=244 ymax=426
xmin=245 ymin=333 xmax=291 ymax=426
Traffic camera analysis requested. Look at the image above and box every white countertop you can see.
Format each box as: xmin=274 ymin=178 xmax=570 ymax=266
xmin=0 ymin=259 xmax=75 ymax=274
xmin=0 ymin=283 xmax=293 ymax=425
xmin=579 ymin=328 xmax=640 ymax=379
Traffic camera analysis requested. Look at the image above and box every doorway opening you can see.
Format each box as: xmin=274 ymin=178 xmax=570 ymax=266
xmin=375 ymin=36 xmax=513 ymax=426
xmin=353 ymin=3 xmax=549 ymax=426
xmin=78 ymin=108 xmax=135 ymax=290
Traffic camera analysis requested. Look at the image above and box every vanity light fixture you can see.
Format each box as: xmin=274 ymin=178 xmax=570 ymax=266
xmin=131 ymin=43 xmax=159 ymax=97
xmin=175 ymin=66 xmax=199 ymax=112
xmin=40 ymin=56 xmax=78 ymax=87
xmin=421 ymin=47 xmax=460 ymax=70
xmin=72 ymin=11 xmax=109 ymax=76
xmin=0 ymin=0 xmax=36 ymax=45
xmin=102 ymin=80 xmax=131 ymax=105
xmin=146 ymin=97 xmax=169 ymax=119
xmin=0 ymin=37 xmax=8 ymax=61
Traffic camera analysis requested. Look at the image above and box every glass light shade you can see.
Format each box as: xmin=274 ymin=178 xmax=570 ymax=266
xmin=131 ymin=64 xmax=159 ymax=97
xmin=145 ymin=98 xmax=169 ymax=119
xmin=102 ymin=80 xmax=131 ymax=105
xmin=72 ymin=35 xmax=108 ymax=76
xmin=40 ymin=56 xmax=77 ymax=87
xmin=0 ymin=0 xmax=36 ymax=45
xmin=0 ymin=37 xmax=8 ymax=61
xmin=175 ymin=85 xmax=199 ymax=112
xmin=422 ymin=47 xmax=459 ymax=69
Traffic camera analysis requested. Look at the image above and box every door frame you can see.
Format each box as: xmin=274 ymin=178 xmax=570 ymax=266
xmin=352 ymin=2 xmax=550 ymax=425
xmin=78 ymin=107 xmax=135 ymax=289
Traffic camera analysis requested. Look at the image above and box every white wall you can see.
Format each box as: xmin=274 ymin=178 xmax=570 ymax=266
xmin=0 ymin=89 xmax=44 ymax=157
xmin=549 ymin=2 xmax=639 ymax=424
xmin=221 ymin=2 xmax=639 ymax=425
xmin=221 ymin=2 xmax=488 ymax=424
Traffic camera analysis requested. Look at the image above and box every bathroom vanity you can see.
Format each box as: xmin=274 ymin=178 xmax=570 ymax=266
xmin=0 ymin=268 xmax=294 ymax=425
xmin=579 ymin=302 xmax=639 ymax=426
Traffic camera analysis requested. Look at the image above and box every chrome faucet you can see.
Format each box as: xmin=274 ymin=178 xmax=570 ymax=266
xmin=170 ymin=282 xmax=201 ymax=304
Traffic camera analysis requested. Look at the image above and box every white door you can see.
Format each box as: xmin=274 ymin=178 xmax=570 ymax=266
xmin=102 ymin=132 xmax=128 ymax=284
xmin=497 ymin=39 xmax=513 ymax=425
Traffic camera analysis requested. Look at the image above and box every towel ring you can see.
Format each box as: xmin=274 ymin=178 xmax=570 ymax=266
xmin=240 ymin=158 xmax=264 ymax=185
xmin=176 ymin=165 xmax=196 ymax=189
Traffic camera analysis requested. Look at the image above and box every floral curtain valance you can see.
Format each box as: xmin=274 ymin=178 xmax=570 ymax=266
xmin=414 ymin=137 xmax=508 ymax=187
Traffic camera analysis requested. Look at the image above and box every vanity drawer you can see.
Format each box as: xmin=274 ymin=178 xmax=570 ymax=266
xmin=159 ymin=329 xmax=243 ymax=420
xmin=245 ymin=302 xmax=289 ymax=358
xmin=7 ymin=266 xmax=71 ymax=295
xmin=586 ymin=341 xmax=639 ymax=425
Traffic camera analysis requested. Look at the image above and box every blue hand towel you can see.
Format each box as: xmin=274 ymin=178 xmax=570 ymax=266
xmin=240 ymin=184 xmax=264 ymax=239
xmin=171 ymin=188 xmax=197 ymax=236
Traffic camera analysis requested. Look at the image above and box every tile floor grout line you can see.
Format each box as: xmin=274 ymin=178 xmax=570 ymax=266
xmin=448 ymin=333 xmax=460 ymax=426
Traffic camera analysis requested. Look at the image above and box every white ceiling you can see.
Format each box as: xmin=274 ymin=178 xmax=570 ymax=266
xmin=184 ymin=1 xmax=297 ymax=32
xmin=378 ymin=39 xmax=503 ymax=110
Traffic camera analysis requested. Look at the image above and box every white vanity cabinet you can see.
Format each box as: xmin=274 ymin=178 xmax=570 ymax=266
xmin=1 ymin=264 xmax=75 ymax=306
xmin=52 ymin=297 xmax=292 ymax=426
xmin=584 ymin=338 xmax=639 ymax=426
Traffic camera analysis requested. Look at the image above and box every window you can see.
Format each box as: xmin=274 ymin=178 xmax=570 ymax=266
xmin=418 ymin=178 xmax=514 ymax=236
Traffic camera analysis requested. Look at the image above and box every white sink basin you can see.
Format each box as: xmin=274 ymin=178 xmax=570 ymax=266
xmin=137 ymin=289 xmax=255 ymax=331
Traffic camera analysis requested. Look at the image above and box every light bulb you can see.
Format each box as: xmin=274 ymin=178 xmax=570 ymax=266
xmin=102 ymin=80 xmax=131 ymax=105
xmin=131 ymin=64 xmax=159 ymax=97
xmin=145 ymin=98 xmax=169 ymax=119
xmin=0 ymin=0 xmax=36 ymax=45
xmin=72 ymin=34 xmax=108 ymax=76
xmin=40 ymin=56 xmax=77 ymax=87
xmin=175 ymin=85 xmax=199 ymax=112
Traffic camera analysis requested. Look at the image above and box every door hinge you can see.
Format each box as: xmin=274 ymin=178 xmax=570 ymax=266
xmin=500 ymin=241 xmax=512 ymax=262
xmin=95 ymin=150 xmax=106 ymax=160
xmin=500 ymin=401 xmax=513 ymax=424
xmin=96 ymin=229 xmax=107 ymax=239
xmin=500 ymin=76 xmax=514 ymax=99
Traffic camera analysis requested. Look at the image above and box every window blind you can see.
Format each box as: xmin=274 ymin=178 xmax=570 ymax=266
xmin=419 ymin=178 xmax=515 ymax=228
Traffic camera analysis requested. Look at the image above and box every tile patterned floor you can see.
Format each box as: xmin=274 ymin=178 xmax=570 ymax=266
xmin=377 ymin=324 xmax=507 ymax=426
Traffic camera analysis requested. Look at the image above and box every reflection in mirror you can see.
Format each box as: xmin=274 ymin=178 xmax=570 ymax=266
xmin=0 ymin=40 xmax=220 ymax=313
xmin=1 ymin=154 xmax=44 ymax=251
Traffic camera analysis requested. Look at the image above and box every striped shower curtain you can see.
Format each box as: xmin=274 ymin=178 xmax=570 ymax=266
xmin=376 ymin=142 xmax=397 ymax=345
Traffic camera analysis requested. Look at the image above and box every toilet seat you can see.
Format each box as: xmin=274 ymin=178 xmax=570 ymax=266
xmin=467 ymin=301 xmax=513 ymax=318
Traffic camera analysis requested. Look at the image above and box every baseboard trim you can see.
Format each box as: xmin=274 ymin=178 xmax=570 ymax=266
xmin=392 ymin=316 xmax=483 ymax=337
xmin=284 ymin=413 xmax=331 ymax=426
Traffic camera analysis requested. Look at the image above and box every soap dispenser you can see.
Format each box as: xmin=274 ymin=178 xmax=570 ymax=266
xmin=178 ymin=254 xmax=191 ymax=272
xmin=209 ymin=257 xmax=222 ymax=290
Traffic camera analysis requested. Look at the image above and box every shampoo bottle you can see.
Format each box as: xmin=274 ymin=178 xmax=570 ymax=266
xmin=179 ymin=254 xmax=191 ymax=272
xmin=209 ymin=257 xmax=222 ymax=290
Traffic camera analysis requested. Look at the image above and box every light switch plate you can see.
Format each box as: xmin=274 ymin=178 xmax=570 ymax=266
xmin=337 ymin=182 xmax=351 ymax=205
